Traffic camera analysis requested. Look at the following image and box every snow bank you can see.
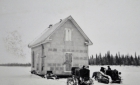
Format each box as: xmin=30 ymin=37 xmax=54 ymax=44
xmin=0 ymin=66 xmax=140 ymax=85
xmin=0 ymin=67 xmax=66 ymax=85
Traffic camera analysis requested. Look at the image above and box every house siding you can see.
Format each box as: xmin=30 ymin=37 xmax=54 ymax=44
xmin=31 ymin=45 xmax=42 ymax=72
xmin=44 ymin=20 xmax=88 ymax=75
xmin=31 ymin=19 xmax=89 ymax=75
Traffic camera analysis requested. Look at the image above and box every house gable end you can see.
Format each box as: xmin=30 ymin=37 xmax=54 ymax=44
xmin=28 ymin=16 xmax=93 ymax=48
xmin=48 ymin=19 xmax=86 ymax=46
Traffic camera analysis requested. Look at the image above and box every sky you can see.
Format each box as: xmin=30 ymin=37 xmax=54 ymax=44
xmin=0 ymin=0 xmax=140 ymax=63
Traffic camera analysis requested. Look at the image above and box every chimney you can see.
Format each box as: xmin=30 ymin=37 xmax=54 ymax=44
xmin=48 ymin=24 xmax=53 ymax=28
xmin=60 ymin=19 xmax=62 ymax=22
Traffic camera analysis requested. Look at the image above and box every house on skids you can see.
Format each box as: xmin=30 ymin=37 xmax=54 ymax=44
xmin=28 ymin=16 xmax=93 ymax=76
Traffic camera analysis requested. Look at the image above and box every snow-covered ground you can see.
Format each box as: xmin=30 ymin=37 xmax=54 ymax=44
xmin=0 ymin=66 xmax=139 ymax=85
xmin=90 ymin=65 xmax=140 ymax=85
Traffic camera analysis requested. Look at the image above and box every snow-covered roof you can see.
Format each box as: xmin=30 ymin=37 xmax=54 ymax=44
xmin=28 ymin=15 xmax=93 ymax=48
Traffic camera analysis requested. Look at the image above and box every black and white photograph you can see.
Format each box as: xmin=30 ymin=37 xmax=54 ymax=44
xmin=0 ymin=0 xmax=140 ymax=85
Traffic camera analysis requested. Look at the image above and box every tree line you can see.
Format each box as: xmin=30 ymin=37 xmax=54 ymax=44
xmin=89 ymin=51 xmax=140 ymax=66
xmin=0 ymin=63 xmax=31 ymax=67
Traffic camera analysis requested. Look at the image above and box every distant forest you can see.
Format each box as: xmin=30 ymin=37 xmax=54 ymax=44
xmin=89 ymin=51 xmax=140 ymax=66
xmin=0 ymin=63 xmax=31 ymax=67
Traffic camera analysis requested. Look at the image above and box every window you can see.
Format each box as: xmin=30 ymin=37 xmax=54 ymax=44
xmin=80 ymin=57 xmax=83 ymax=60
xmin=55 ymin=67 xmax=59 ymax=70
xmin=53 ymin=63 xmax=56 ymax=66
xmin=53 ymin=48 xmax=57 ymax=52
xmin=37 ymin=53 xmax=40 ymax=70
xmin=80 ymin=50 xmax=83 ymax=53
xmin=65 ymin=28 xmax=72 ymax=41
xmin=67 ymin=49 xmax=70 ymax=52
xmin=71 ymin=50 xmax=74 ymax=52
xmin=41 ymin=66 xmax=44 ymax=71
xmin=37 ymin=64 xmax=39 ymax=70
xmin=74 ymin=57 xmax=79 ymax=60
xmin=57 ymin=63 xmax=61 ymax=66
xmin=48 ymin=63 xmax=52 ymax=66
xmin=84 ymin=57 xmax=88 ymax=60
xmin=50 ymin=67 xmax=54 ymax=71
xmin=60 ymin=67 xmax=64 ymax=71
xmin=84 ymin=50 xmax=87 ymax=53
xmin=41 ymin=57 xmax=45 ymax=71
xmin=32 ymin=51 xmax=34 ymax=68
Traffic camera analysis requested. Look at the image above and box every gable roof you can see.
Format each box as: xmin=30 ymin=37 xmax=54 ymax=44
xmin=28 ymin=15 xmax=93 ymax=48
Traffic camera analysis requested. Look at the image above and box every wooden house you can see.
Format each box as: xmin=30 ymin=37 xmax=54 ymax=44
xmin=28 ymin=16 xmax=93 ymax=76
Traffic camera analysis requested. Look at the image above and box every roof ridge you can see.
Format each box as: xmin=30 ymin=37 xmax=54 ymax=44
xmin=28 ymin=15 xmax=93 ymax=48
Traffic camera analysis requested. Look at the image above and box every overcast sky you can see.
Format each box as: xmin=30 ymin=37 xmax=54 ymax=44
xmin=0 ymin=0 xmax=140 ymax=63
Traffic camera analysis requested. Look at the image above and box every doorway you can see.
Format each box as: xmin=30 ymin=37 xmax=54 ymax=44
xmin=65 ymin=53 xmax=72 ymax=71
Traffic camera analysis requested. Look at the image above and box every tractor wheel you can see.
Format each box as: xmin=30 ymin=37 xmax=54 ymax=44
xmin=67 ymin=78 xmax=77 ymax=85
xmin=89 ymin=78 xmax=94 ymax=85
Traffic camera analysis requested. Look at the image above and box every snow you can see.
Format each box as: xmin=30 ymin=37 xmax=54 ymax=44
xmin=0 ymin=67 xmax=66 ymax=85
xmin=89 ymin=65 xmax=140 ymax=85
xmin=0 ymin=66 xmax=140 ymax=85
